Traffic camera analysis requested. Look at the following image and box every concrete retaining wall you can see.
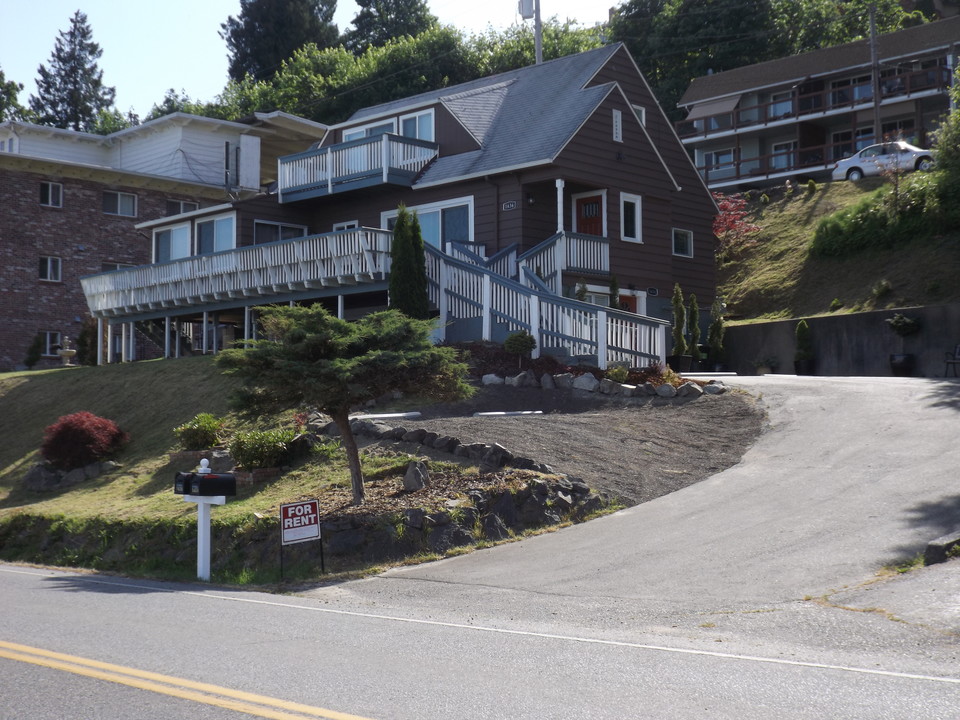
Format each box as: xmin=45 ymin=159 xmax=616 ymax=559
xmin=724 ymin=303 xmax=960 ymax=377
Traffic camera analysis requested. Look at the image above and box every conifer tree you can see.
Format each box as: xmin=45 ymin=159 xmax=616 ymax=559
xmin=388 ymin=206 xmax=430 ymax=319
xmin=344 ymin=0 xmax=437 ymax=55
xmin=29 ymin=11 xmax=116 ymax=132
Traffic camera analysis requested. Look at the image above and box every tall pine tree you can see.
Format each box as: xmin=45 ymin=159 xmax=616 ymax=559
xmin=221 ymin=0 xmax=340 ymax=82
xmin=344 ymin=0 xmax=438 ymax=55
xmin=388 ymin=206 xmax=430 ymax=320
xmin=29 ymin=11 xmax=116 ymax=132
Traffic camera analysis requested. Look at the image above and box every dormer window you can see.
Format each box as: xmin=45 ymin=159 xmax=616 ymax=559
xmin=343 ymin=120 xmax=396 ymax=142
xmin=400 ymin=109 xmax=435 ymax=142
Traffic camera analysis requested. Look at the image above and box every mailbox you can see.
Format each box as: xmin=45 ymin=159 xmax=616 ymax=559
xmin=174 ymin=471 xmax=236 ymax=496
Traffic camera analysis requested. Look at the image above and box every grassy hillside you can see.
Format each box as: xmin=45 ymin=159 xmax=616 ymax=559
xmin=718 ymin=178 xmax=960 ymax=321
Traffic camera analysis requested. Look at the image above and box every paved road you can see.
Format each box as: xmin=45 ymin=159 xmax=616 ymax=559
xmin=2 ymin=376 xmax=958 ymax=718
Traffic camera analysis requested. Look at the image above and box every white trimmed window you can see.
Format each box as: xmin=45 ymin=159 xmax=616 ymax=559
xmin=103 ymin=191 xmax=136 ymax=217
xmin=332 ymin=220 xmax=359 ymax=231
xmin=633 ymin=104 xmax=646 ymax=126
xmin=41 ymin=331 xmax=62 ymax=357
xmin=343 ymin=119 xmax=396 ymax=142
xmin=166 ymin=200 xmax=199 ymax=216
xmin=39 ymin=256 xmax=61 ymax=282
xmin=153 ymin=223 xmax=190 ymax=263
xmin=613 ymin=109 xmax=623 ymax=142
xmin=254 ymin=220 xmax=308 ymax=244
xmin=382 ymin=196 xmax=473 ymax=248
xmin=672 ymin=228 xmax=693 ymax=258
xmin=40 ymin=182 xmax=63 ymax=208
xmin=620 ymin=193 xmax=642 ymax=244
xmin=399 ymin=109 xmax=435 ymax=142
xmin=196 ymin=214 xmax=236 ymax=254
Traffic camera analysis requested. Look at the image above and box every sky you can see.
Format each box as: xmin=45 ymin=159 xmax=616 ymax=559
xmin=1 ymin=1 xmax=614 ymax=121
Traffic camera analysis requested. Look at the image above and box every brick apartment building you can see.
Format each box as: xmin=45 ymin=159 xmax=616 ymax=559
xmin=0 ymin=112 xmax=326 ymax=370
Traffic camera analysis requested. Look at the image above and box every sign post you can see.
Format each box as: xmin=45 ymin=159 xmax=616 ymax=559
xmin=280 ymin=499 xmax=323 ymax=578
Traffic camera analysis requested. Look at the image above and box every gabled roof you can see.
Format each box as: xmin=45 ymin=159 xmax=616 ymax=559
xmin=343 ymin=44 xmax=627 ymax=186
xmin=679 ymin=16 xmax=960 ymax=107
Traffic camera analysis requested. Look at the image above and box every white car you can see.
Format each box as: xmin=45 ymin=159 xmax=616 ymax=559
xmin=831 ymin=141 xmax=935 ymax=181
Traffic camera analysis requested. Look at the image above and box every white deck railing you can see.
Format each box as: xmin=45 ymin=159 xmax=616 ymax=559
xmin=278 ymin=134 xmax=438 ymax=201
xmin=81 ymin=229 xmax=392 ymax=316
xmin=517 ymin=232 xmax=610 ymax=293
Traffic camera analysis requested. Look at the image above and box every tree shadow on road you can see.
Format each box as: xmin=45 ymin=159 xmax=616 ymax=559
xmin=902 ymin=493 xmax=960 ymax=539
xmin=922 ymin=379 xmax=960 ymax=413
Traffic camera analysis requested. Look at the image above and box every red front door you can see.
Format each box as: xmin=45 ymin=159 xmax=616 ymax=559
xmin=575 ymin=194 xmax=604 ymax=236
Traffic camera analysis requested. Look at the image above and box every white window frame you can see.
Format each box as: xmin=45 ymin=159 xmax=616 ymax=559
xmin=672 ymin=228 xmax=694 ymax=258
xmin=613 ymin=108 xmax=623 ymax=143
xmin=399 ymin=108 xmax=435 ymax=142
xmin=343 ymin=118 xmax=397 ymax=142
xmin=632 ymin=104 xmax=646 ymax=127
xmin=253 ymin=220 xmax=308 ymax=245
xmin=41 ymin=330 xmax=62 ymax=357
xmin=333 ymin=220 xmax=360 ymax=231
xmin=381 ymin=195 xmax=474 ymax=248
xmin=195 ymin=212 xmax=237 ymax=255
xmin=770 ymin=140 xmax=797 ymax=170
xmin=39 ymin=256 xmax=62 ymax=282
xmin=620 ymin=192 xmax=642 ymax=244
xmin=703 ymin=148 xmax=734 ymax=170
xmin=571 ymin=189 xmax=608 ymax=237
xmin=166 ymin=199 xmax=199 ymax=216
xmin=153 ymin=222 xmax=191 ymax=263
xmin=103 ymin=190 xmax=137 ymax=217
xmin=40 ymin=182 xmax=63 ymax=208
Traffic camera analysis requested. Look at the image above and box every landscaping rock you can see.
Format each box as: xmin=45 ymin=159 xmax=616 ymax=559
xmin=553 ymin=372 xmax=575 ymax=389
xmin=704 ymin=382 xmax=726 ymax=395
xmin=505 ymin=372 xmax=528 ymax=387
xmin=482 ymin=373 xmax=505 ymax=385
xmin=540 ymin=373 xmax=556 ymax=390
xmin=677 ymin=382 xmax=704 ymax=398
xmin=573 ymin=374 xmax=600 ymax=392
xmin=641 ymin=381 xmax=658 ymax=396
xmin=403 ymin=461 xmax=429 ymax=491
xmin=656 ymin=383 xmax=678 ymax=398
xmin=599 ymin=378 xmax=617 ymax=394
xmin=481 ymin=513 xmax=510 ymax=541
xmin=22 ymin=463 xmax=62 ymax=492
xmin=401 ymin=428 xmax=427 ymax=444
xmin=428 ymin=524 xmax=474 ymax=553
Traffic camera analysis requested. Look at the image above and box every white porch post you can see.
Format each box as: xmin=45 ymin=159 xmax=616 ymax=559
xmin=529 ymin=295 xmax=541 ymax=359
xmin=202 ymin=311 xmax=209 ymax=354
xmin=597 ymin=309 xmax=608 ymax=370
xmin=326 ymin=147 xmax=333 ymax=195
xmin=120 ymin=323 xmax=128 ymax=363
xmin=555 ymin=178 xmax=565 ymax=233
xmin=337 ymin=294 xmax=345 ymax=319
xmin=212 ymin=313 xmax=219 ymax=354
xmin=129 ymin=322 xmax=137 ymax=361
xmin=437 ymin=261 xmax=449 ymax=342
xmin=106 ymin=323 xmax=113 ymax=364
xmin=244 ymin=306 xmax=252 ymax=346
xmin=481 ymin=274 xmax=492 ymax=341
xmin=96 ymin=318 xmax=104 ymax=366
xmin=381 ymin=134 xmax=390 ymax=183
xmin=164 ymin=317 xmax=171 ymax=359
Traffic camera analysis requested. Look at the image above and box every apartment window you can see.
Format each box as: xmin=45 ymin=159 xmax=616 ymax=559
xmin=39 ymin=256 xmax=62 ymax=282
xmin=855 ymin=127 xmax=874 ymax=151
xmin=613 ymin=109 xmax=623 ymax=142
xmin=196 ymin=215 xmax=235 ymax=254
xmin=633 ymin=105 xmax=646 ymax=126
xmin=254 ymin=220 xmax=308 ymax=245
xmin=881 ymin=118 xmax=915 ymax=142
xmin=770 ymin=141 xmax=797 ymax=170
xmin=399 ymin=109 xmax=435 ymax=142
xmin=620 ymin=193 xmax=642 ymax=244
xmin=166 ymin=199 xmax=199 ymax=216
xmin=41 ymin=331 xmax=62 ymax=357
xmin=154 ymin=224 xmax=190 ymax=263
xmin=768 ymin=91 xmax=793 ymax=120
xmin=672 ymin=229 xmax=693 ymax=258
xmin=703 ymin=149 xmax=735 ymax=176
xmin=831 ymin=76 xmax=871 ymax=106
xmin=40 ymin=182 xmax=63 ymax=208
xmin=382 ymin=196 xmax=473 ymax=248
xmin=103 ymin=191 xmax=137 ymax=217
xmin=101 ymin=262 xmax=134 ymax=272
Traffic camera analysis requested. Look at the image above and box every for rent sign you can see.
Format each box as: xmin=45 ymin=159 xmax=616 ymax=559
xmin=280 ymin=500 xmax=320 ymax=546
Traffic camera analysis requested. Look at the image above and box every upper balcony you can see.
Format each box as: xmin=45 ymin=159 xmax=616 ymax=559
xmin=277 ymin=134 xmax=439 ymax=203
xmin=676 ymin=66 xmax=952 ymax=141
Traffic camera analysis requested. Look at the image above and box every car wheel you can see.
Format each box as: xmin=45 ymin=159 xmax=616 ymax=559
xmin=846 ymin=168 xmax=863 ymax=181
xmin=916 ymin=157 xmax=933 ymax=172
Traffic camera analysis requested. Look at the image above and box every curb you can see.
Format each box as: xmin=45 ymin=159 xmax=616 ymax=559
xmin=924 ymin=531 xmax=960 ymax=565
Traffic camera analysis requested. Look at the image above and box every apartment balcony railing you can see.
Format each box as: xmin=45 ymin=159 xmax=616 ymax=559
xmin=278 ymin=134 xmax=439 ymax=203
xmin=696 ymin=141 xmax=857 ymax=186
xmin=676 ymin=66 xmax=952 ymax=140
xmin=81 ymin=228 xmax=393 ymax=318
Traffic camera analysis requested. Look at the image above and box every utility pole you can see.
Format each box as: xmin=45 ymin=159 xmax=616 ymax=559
xmin=519 ymin=0 xmax=543 ymax=64
xmin=869 ymin=3 xmax=882 ymax=143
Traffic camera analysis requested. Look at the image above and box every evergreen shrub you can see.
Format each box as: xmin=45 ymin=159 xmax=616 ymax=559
xmin=173 ymin=413 xmax=225 ymax=450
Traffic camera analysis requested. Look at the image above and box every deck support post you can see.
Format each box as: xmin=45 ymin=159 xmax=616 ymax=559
xmin=597 ymin=310 xmax=608 ymax=370
xmin=96 ymin=318 xmax=104 ymax=366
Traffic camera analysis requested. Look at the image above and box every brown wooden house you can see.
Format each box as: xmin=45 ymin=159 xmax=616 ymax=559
xmin=82 ymin=44 xmax=717 ymax=368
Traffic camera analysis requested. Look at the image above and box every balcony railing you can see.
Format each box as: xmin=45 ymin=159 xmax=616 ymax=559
xmin=81 ymin=228 xmax=393 ymax=318
xmin=517 ymin=232 xmax=610 ymax=294
xmin=677 ymin=66 xmax=952 ymax=140
xmin=278 ymin=134 xmax=439 ymax=202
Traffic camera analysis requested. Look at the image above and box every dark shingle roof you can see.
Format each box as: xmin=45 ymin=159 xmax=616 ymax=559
xmin=679 ymin=16 xmax=960 ymax=107
xmin=346 ymin=44 xmax=624 ymax=186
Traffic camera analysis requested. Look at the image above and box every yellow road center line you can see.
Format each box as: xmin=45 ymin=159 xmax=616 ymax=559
xmin=0 ymin=641 xmax=374 ymax=720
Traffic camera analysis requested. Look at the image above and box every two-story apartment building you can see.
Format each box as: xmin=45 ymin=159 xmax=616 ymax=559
xmin=0 ymin=112 xmax=327 ymax=369
xmin=676 ymin=16 xmax=959 ymax=189
xmin=81 ymin=44 xmax=719 ymax=369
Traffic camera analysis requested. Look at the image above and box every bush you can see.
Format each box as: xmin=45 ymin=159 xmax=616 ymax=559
xmin=605 ymin=365 xmax=629 ymax=383
xmin=173 ymin=413 xmax=225 ymax=450
xmin=41 ymin=411 xmax=129 ymax=470
xmin=228 ymin=428 xmax=296 ymax=470
xmin=24 ymin=334 xmax=44 ymax=369
xmin=503 ymin=331 xmax=537 ymax=368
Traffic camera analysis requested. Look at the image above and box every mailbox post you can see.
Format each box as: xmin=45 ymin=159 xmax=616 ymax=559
xmin=174 ymin=459 xmax=236 ymax=581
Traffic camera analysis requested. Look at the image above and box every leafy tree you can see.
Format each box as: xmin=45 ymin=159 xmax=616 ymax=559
xmin=89 ymin=108 xmax=140 ymax=135
xmin=221 ymin=0 xmax=340 ymax=82
xmin=465 ymin=18 xmax=605 ymax=76
xmin=388 ymin=205 xmax=430 ymax=319
xmin=216 ymin=306 xmax=471 ymax=504
xmin=28 ymin=11 xmax=116 ymax=131
xmin=145 ymin=89 xmax=205 ymax=121
xmin=0 ymin=67 xmax=26 ymax=121
xmin=712 ymin=192 xmax=761 ymax=262
xmin=345 ymin=0 xmax=438 ymax=55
